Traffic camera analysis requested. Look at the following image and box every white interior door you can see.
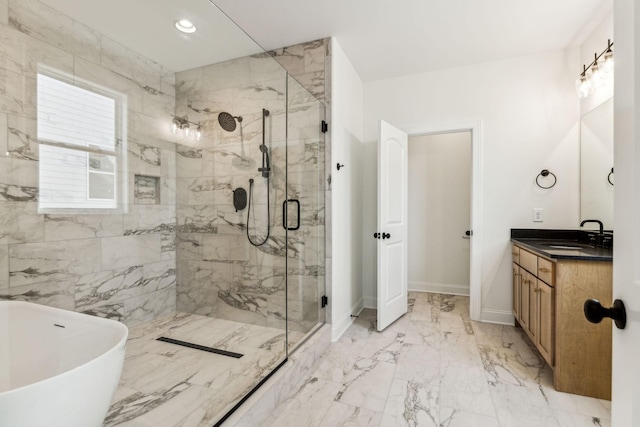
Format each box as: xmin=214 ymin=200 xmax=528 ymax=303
xmin=377 ymin=120 xmax=408 ymax=331
xmin=612 ymin=2 xmax=640 ymax=423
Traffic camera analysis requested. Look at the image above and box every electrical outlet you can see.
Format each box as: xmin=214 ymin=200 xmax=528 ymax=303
xmin=533 ymin=208 xmax=543 ymax=222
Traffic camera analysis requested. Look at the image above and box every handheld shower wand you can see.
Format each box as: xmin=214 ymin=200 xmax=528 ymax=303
xmin=247 ymin=108 xmax=272 ymax=247
xmin=258 ymin=109 xmax=271 ymax=178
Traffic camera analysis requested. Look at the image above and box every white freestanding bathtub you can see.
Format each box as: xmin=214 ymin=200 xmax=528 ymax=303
xmin=0 ymin=301 xmax=128 ymax=427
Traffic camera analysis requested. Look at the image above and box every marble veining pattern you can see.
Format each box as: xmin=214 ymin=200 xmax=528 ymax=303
xmin=174 ymin=37 xmax=327 ymax=338
xmin=270 ymin=293 xmax=612 ymax=427
xmin=105 ymin=311 xmax=305 ymax=426
xmin=7 ymin=114 xmax=37 ymax=160
xmin=0 ymin=0 xmax=176 ymax=325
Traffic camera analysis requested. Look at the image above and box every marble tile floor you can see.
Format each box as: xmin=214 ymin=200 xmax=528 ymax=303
xmin=268 ymin=292 xmax=612 ymax=427
xmin=103 ymin=311 xmax=305 ymax=427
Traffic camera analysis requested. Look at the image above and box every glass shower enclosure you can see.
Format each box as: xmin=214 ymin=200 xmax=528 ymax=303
xmin=173 ymin=52 xmax=327 ymax=352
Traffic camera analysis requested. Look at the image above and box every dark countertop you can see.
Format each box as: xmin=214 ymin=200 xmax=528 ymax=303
xmin=510 ymin=229 xmax=613 ymax=262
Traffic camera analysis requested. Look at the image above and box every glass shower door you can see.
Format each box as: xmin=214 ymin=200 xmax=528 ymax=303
xmin=285 ymin=74 xmax=326 ymax=352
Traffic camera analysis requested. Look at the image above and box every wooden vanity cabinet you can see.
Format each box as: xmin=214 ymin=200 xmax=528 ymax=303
xmin=512 ymin=249 xmax=552 ymax=366
xmin=511 ymin=243 xmax=612 ymax=400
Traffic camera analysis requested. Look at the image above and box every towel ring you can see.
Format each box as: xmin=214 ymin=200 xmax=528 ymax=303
xmin=607 ymin=167 xmax=614 ymax=186
xmin=536 ymin=169 xmax=557 ymax=189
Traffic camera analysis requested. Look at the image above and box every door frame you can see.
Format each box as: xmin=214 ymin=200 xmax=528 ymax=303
xmin=404 ymin=121 xmax=483 ymax=321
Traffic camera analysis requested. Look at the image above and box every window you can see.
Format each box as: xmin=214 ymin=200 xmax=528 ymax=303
xmin=37 ymin=71 xmax=126 ymax=212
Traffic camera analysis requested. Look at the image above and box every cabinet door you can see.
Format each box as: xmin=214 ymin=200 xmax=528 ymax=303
xmin=537 ymin=279 xmax=555 ymax=366
xmin=519 ymin=270 xmax=531 ymax=331
xmin=513 ymin=263 xmax=521 ymax=320
xmin=527 ymin=272 xmax=538 ymax=340
xmin=519 ymin=270 xmax=528 ymax=330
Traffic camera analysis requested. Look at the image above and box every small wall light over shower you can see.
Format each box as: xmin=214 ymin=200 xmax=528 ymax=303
xmin=576 ymin=39 xmax=614 ymax=99
xmin=171 ymin=115 xmax=203 ymax=140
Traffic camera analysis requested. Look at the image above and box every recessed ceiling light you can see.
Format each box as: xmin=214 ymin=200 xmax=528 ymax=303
xmin=175 ymin=19 xmax=196 ymax=34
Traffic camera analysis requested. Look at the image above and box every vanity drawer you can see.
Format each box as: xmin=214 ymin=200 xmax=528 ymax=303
xmin=519 ymin=248 xmax=538 ymax=275
xmin=512 ymin=245 xmax=520 ymax=264
xmin=538 ymin=257 xmax=555 ymax=286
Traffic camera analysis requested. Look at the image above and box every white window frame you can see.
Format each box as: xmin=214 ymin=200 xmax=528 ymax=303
xmin=37 ymin=67 xmax=128 ymax=214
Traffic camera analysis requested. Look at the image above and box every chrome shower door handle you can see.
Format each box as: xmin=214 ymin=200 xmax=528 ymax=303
xmin=282 ymin=199 xmax=301 ymax=231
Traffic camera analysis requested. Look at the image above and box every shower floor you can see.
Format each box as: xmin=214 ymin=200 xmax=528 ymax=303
xmin=103 ymin=311 xmax=305 ymax=427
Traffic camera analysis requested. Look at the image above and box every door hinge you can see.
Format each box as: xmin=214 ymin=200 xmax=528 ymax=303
xmin=321 ymin=295 xmax=328 ymax=308
xmin=321 ymin=120 xmax=328 ymax=133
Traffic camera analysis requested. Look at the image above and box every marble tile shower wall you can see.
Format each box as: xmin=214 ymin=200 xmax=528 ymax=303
xmin=0 ymin=0 xmax=178 ymax=325
xmin=174 ymin=39 xmax=329 ymax=332
xmin=174 ymin=54 xmax=284 ymax=329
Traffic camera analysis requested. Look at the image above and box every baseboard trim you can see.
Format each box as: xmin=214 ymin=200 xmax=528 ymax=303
xmin=363 ymin=296 xmax=376 ymax=309
xmin=409 ymin=281 xmax=470 ymax=296
xmin=480 ymin=308 xmax=514 ymax=325
xmin=331 ymin=297 xmax=363 ymax=341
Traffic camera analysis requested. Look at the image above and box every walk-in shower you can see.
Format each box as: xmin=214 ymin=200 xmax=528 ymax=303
xmin=0 ymin=0 xmax=327 ymax=425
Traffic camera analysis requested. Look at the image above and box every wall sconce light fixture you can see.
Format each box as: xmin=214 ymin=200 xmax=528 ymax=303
xmin=171 ymin=115 xmax=203 ymax=140
xmin=576 ymin=39 xmax=614 ymax=99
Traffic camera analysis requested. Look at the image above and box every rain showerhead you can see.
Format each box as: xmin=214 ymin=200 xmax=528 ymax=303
xmin=218 ymin=112 xmax=243 ymax=132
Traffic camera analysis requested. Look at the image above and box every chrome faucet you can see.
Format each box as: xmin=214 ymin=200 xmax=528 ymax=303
xmin=580 ymin=219 xmax=604 ymax=234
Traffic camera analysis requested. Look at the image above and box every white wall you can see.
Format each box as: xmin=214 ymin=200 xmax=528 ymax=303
xmin=330 ymin=38 xmax=364 ymax=340
xmin=408 ymin=132 xmax=471 ymax=295
xmin=362 ymin=49 xmax=580 ymax=322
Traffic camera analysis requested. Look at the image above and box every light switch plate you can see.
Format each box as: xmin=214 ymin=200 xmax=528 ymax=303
xmin=533 ymin=208 xmax=543 ymax=222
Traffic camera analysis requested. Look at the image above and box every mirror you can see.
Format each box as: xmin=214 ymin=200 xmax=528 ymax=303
xmin=580 ymin=97 xmax=614 ymax=230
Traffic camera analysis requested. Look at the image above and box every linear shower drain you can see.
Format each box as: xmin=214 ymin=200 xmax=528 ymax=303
xmin=156 ymin=336 xmax=244 ymax=358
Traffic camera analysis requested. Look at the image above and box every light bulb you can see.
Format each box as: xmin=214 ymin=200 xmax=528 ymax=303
xmin=183 ymin=123 xmax=190 ymax=137
xmin=196 ymin=126 xmax=202 ymax=141
xmin=602 ymin=50 xmax=614 ymax=75
xmin=175 ymin=19 xmax=196 ymax=34
xmin=575 ymin=74 xmax=591 ymax=98
xmin=172 ymin=118 xmax=179 ymax=134
xmin=590 ymin=62 xmax=604 ymax=89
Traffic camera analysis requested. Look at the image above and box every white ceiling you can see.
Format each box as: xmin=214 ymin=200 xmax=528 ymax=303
xmin=39 ymin=0 xmax=264 ymax=72
xmin=212 ymin=0 xmax=613 ymax=81
xmin=41 ymin=0 xmax=612 ymax=82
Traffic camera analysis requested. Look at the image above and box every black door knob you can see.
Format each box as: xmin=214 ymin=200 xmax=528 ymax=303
xmin=584 ymin=299 xmax=627 ymax=329
xmin=382 ymin=233 xmax=390 ymax=239
xmin=373 ymin=232 xmax=380 ymax=239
